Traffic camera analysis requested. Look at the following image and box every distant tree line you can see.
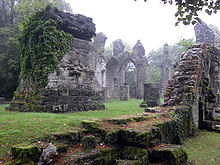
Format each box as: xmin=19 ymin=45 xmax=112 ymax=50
xmin=0 ymin=0 xmax=71 ymax=99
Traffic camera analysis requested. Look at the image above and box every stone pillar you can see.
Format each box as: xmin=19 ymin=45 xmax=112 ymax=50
xmin=120 ymin=84 xmax=130 ymax=101
xmin=160 ymin=43 xmax=170 ymax=97
xmin=194 ymin=20 xmax=215 ymax=46
xmin=0 ymin=97 xmax=5 ymax=104
xmin=133 ymin=40 xmax=148 ymax=99
xmin=140 ymin=83 xmax=160 ymax=107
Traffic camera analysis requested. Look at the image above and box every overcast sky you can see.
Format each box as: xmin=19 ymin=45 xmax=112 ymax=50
xmin=66 ymin=0 xmax=220 ymax=54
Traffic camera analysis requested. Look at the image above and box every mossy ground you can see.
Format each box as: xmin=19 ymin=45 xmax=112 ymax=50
xmin=0 ymin=98 xmax=143 ymax=161
xmin=183 ymin=131 xmax=220 ymax=165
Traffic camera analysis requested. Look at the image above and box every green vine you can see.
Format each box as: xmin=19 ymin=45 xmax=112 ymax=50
xmin=19 ymin=5 xmax=73 ymax=87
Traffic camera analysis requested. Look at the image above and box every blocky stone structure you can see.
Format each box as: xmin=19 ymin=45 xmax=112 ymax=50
xmin=9 ymin=11 xmax=105 ymax=112
xmin=120 ymin=84 xmax=130 ymax=101
xmin=140 ymin=83 xmax=160 ymax=107
xmin=194 ymin=20 xmax=215 ymax=46
xmin=0 ymin=97 xmax=5 ymax=104
xmin=163 ymin=43 xmax=220 ymax=128
xmin=106 ymin=40 xmax=148 ymax=99
xmin=160 ymin=43 xmax=171 ymax=97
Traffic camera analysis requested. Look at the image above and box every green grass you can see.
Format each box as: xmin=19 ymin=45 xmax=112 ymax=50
xmin=183 ymin=131 xmax=220 ymax=165
xmin=0 ymin=99 xmax=143 ymax=160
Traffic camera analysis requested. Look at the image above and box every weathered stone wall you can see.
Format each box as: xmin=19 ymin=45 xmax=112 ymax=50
xmin=141 ymin=83 xmax=160 ymax=107
xmin=120 ymin=84 xmax=130 ymax=101
xmin=194 ymin=20 xmax=215 ymax=46
xmin=163 ymin=43 xmax=220 ymax=128
xmin=106 ymin=40 xmax=148 ymax=99
xmin=91 ymin=33 xmax=108 ymax=91
xmin=9 ymin=12 xmax=105 ymax=112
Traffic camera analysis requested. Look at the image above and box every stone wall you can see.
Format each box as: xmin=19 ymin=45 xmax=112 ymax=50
xmin=163 ymin=43 xmax=220 ymax=128
xmin=9 ymin=11 xmax=105 ymax=112
xmin=194 ymin=20 xmax=215 ymax=46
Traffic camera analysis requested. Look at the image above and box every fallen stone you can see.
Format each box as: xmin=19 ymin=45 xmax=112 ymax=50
xmin=38 ymin=143 xmax=58 ymax=165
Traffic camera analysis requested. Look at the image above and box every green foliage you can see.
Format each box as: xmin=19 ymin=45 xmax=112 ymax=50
xmin=177 ymin=38 xmax=195 ymax=51
xmin=0 ymin=26 xmax=20 ymax=99
xmin=125 ymin=62 xmax=137 ymax=86
xmin=0 ymin=99 xmax=143 ymax=160
xmin=147 ymin=39 xmax=192 ymax=84
xmin=138 ymin=0 xmax=220 ymax=25
xmin=19 ymin=5 xmax=73 ymax=87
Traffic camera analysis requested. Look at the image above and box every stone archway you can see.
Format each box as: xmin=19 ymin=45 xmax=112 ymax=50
xmin=106 ymin=40 xmax=148 ymax=99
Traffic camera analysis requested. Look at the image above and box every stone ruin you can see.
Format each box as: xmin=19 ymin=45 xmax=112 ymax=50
xmin=91 ymin=35 xmax=148 ymax=100
xmin=0 ymin=97 xmax=5 ymax=104
xmin=9 ymin=9 xmax=105 ymax=113
xmin=140 ymin=83 xmax=160 ymax=107
xmin=162 ymin=20 xmax=220 ymax=128
xmin=160 ymin=43 xmax=171 ymax=97
xmin=120 ymin=83 xmax=130 ymax=101
xmin=106 ymin=39 xmax=148 ymax=99
xmin=194 ymin=20 xmax=215 ymax=46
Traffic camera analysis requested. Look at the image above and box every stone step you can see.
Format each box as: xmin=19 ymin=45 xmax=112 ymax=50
xmin=149 ymin=144 xmax=188 ymax=165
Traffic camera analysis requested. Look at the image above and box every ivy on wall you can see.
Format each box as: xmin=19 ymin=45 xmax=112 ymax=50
xmin=19 ymin=4 xmax=73 ymax=87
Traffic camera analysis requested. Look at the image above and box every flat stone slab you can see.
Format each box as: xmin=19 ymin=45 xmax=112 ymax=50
xmin=0 ymin=97 xmax=5 ymax=104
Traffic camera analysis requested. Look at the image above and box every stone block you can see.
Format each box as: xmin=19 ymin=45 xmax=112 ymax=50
xmin=120 ymin=85 xmax=130 ymax=101
xmin=149 ymin=144 xmax=188 ymax=165
xmin=0 ymin=97 xmax=5 ymax=104
xmin=82 ymin=135 xmax=96 ymax=151
xmin=11 ymin=143 xmax=41 ymax=164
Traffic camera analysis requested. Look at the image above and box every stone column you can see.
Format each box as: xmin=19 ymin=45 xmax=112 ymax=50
xmin=160 ymin=43 xmax=170 ymax=98
xmin=120 ymin=84 xmax=130 ymax=101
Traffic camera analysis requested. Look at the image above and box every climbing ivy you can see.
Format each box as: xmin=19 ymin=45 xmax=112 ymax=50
xmin=19 ymin=5 xmax=73 ymax=87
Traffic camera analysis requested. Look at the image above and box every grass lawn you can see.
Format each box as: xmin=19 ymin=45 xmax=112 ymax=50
xmin=0 ymin=99 xmax=144 ymax=160
xmin=183 ymin=131 xmax=220 ymax=165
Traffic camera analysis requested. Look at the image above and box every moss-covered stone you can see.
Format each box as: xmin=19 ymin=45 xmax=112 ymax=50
xmin=120 ymin=146 xmax=148 ymax=164
xmin=149 ymin=144 xmax=188 ymax=165
xmin=105 ymin=128 xmax=121 ymax=144
xmin=11 ymin=143 xmax=41 ymax=164
xmin=82 ymin=135 xmax=96 ymax=151
xmin=81 ymin=120 xmax=105 ymax=136
xmin=115 ymin=159 xmax=142 ymax=165
xmin=51 ymin=130 xmax=83 ymax=145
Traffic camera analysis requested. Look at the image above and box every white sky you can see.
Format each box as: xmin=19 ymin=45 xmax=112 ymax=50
xmin=66 ymin=0 xmax=220 ymax=54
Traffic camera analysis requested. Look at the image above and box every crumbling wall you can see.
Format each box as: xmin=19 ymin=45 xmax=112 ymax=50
xmin=9 ymin=7 xmax=105 ymax=112
xmin=194 ymin=20 xmax=215 ymax=46
xmin=163 ymin=43 xmax=220 ymax=128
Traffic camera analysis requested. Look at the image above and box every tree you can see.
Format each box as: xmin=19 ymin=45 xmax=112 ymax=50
xmin=137 ymin=0 xmax=220 ymax=25
xmin=0 ymin=0 xmax=72 ymax=99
